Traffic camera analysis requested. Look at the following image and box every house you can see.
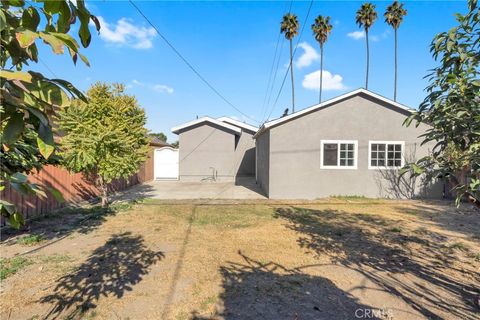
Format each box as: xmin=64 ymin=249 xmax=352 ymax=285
xmin=171 ymin=116 xmax=257 ymax=181
xmin=253 ymin=89 xmax=443 ymax=199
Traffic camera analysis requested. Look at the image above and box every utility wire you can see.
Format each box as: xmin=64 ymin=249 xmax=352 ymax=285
xmin=265 ymin=0 xmax=314 ymax=122
xmin=129 ymin=0 xmax=259 ymax=124
xmin=260 ymin=0 xmax=292 ymax=122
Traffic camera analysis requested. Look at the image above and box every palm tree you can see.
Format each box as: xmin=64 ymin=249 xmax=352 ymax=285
xmin=356 ymin=3 xmax=377 ymax=89
xmin=281 ymin=13 xmax=299 ymax=113
xmin=311 ymin=15 xmax=333 ymax=103
xmin=385 ymin=1 xmax=407 ymax=101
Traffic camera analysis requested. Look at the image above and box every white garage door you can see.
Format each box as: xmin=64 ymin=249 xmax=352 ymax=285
xmin=154 ymin=147 xmax=179 ymax=180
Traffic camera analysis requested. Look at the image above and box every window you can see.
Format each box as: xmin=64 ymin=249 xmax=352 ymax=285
xmin=320 ymin=140 xmax=357 ymax=169
xmin=369 ymin=141 xmax=404 ymax=169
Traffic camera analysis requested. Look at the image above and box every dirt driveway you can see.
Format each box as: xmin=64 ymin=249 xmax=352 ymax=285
xmin=0 ymin=198 xmax=479 ymax=320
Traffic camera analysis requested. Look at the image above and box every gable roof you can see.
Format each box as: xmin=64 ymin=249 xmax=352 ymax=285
xmin=253 ymin=88 xmax=414 ymax=139
xmin=171 ymin=116 xmax=242 ymax=135
xmin=217 ymin=117 xmax=258 ymax=133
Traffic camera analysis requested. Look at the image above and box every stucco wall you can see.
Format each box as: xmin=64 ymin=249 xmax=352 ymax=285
xmin=262 ymin=93 xmax=443 ymax=199
xmin=178 ymin=123 xmax=236 ymax=181
xmin=177 ymin=123 xmax=256 ymax=181
xmin=255 ymin=130 xmax=270 ymax=196
xmin=233 ymin=130 xmax=256 ymax=178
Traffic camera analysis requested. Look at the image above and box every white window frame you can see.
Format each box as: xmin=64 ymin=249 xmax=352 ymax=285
xmin=368 ymin=141 xmax=405 ymax=170
xmin=320 ymin=140 xmax=358 ymax=170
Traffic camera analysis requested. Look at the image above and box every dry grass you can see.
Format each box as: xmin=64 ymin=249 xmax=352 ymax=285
xmin=0 ymin=199 xmax=479 ymax=320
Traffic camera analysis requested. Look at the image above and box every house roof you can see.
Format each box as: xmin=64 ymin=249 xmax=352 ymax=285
xmin=171 ymin=116 xmax=242 ymax=135
xmin=253 ymin=88 xmax=414 ymax=139
xmin=149 ymin=136 xmax=171 ymax=147
xmin=216 ymin=117 xmax=258 ymax=133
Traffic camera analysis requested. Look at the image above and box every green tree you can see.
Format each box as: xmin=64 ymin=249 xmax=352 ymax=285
xmin=385 ymin=1 xmax=407 ymax=101
xmin=0 ymin=0 xmax=100 ymax=227
xmin=311 ymin=15 xmax=333 ymax=103
xmin=59 ymin=83 xmax=150 ymax=207
xmin=150 ymin=132 xmax=167 ymax=142
xmin=170 ymin=140 xmax=179 ymax=149
xmin=281 ymin=13 xmax=299 ymax=113
xmin=356 ymin=3 xmax=377 ymax=90
xmin=402 ymin=0 xmax=480 ymax=209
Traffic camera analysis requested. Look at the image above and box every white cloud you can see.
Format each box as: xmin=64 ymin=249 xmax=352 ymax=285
xmin=347 ymin=29 xmax=390 ymax=42
xmin=152 ymin=84 xmax=174 ymax=94
xmin=302 ymin=70 xmax=346 ymax=91
xmin=128 ymin=80 xmax=174 ymax=94
xmin=95 ymin=16 xmax=156 ymax=49
xmin=295 ymin=42 xmax=319 ymax=68
xmin=347 ymin=30 xmax=365 ymax=40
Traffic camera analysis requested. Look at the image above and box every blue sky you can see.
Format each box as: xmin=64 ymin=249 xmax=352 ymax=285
xmin=37 ymin=0 xmax=466 ymax=142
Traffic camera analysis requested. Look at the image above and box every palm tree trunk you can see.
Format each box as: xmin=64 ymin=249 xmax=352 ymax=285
xmin=289 ymin=39 xmax=295 ymax=113
xmin=319 ymin=43 xmax=324 ymax=104
xmin=365 ymin=29 xmax=369 ymax=89
xmin=394 ymin=28 xmax=398 ymax=101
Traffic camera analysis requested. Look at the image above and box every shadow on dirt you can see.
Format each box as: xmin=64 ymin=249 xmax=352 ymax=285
xmin=272 ymin=207 xmax=480 ymax=320
xmin=191 ymin=251 xmax=378 ymax=320
xmin=39 ymin=232 xmax=164 ymax=319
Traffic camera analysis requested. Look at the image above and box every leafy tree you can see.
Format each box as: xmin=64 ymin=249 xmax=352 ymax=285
xmin=59 ymin=82 xmax=150 ymax=207
xmin=356 ymin=3 xmax=377 ymax=90
xmin=170 ymin=140 xmax=179 ymax=149
xmin=280 ymin=13 xmax=299 ymax=113
xmin=0 ymin=0 xmax=100 ymax=227
xmin=150 ymin=132 xmax=167 ymax=142
xmin=385 ymin=1 xmax=407 ymax=101
xmin=402 ymin=0 xmax=480 ymax=209
xmin=311 ymin=15 xmax=333 ymax=103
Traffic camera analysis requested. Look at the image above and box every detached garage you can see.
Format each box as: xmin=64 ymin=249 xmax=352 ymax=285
xmin=171 ymin=117 xmax=257 ymax=181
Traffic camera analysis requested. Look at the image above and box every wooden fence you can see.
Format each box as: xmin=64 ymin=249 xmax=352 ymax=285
xmin=1 ymin=148 xmax=155 ymax=220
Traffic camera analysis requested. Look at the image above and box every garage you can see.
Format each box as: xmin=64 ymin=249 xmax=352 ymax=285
xmin=154 ymin=147 xmax=179 ymax=180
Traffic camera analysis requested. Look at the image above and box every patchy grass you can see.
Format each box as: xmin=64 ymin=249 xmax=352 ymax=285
xmin=39 ymin=254 xmax=72 ymax=264
xmin=0 ymin=256 xmax=32 ymax=280
xmin=449 ymin=242 xmax=469 ymax=252
xmin=193 ymin=205 xmax=273 ymax=228
xmin=1 ymin=200 xmax=479 ymax=320
xmin=389 ymin=227 xmax=403 ymax=233
xmin=16 ymin=234 xmax=45 ymax=246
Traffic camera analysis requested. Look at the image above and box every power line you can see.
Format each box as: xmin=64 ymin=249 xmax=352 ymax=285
xmin=129 ymin=0 xmax=259 ymax=124
xmin=265 ymin=0 xmax=314 ymax=121
xmin=259 ymin=1 xmax=291 ymax=122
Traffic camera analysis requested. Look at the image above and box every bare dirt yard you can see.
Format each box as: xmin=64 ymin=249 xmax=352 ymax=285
xmin=0 ymin=198 xmax=479 ymax=320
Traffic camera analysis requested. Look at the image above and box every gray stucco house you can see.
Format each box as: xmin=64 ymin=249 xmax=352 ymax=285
xmin=172 ymin=116 xmax=257 ymax=181
xmin=253 ymin=89 xmax=442 ymax=199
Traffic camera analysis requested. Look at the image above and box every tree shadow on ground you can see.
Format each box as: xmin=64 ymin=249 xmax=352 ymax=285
xmin=273 ymin=207 xmax=480 ymax=320
xmin=191 ymin=251 xmax=379 ymax=320
xmin=39 ymin=232 xmax=164 ymax=319
xmin=394 ymin=201 xmax=480 ymax=240
xmin=0 ymin=195 xmax=150 ymax=246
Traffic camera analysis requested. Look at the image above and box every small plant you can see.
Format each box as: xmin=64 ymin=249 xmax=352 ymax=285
xmin=389 ymin=227 xmax=402 ymax=233
xmin=0 ymin=256 xmax=33 ymax=280
xmin=16 ymin=234 xmax=45 ymax=246
xmin=450 ymin=242 xmax=469 ymax=252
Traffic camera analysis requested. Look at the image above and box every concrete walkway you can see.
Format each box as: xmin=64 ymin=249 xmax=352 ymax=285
xmin=125 ymin=178 xmax=266 ymax=200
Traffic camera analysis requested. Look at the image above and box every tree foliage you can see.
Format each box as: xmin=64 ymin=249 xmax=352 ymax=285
xmin=0 ymin=0 xmax=100 ymax=227
xmin=356 ymin=2 xmax=377 ymax=89
xmin=311 ymin=15 xmax=333 ymax=103
xmin=403 ymin=0 xmax=480 ymax=208
xmin=59 ymin=82 xmax=150 ymax=207
xmin=150 ymin=132 xmax=167 ymax=142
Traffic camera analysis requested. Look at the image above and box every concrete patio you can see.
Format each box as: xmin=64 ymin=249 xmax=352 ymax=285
xmin=129 ymin=178 xmax=266 ymax=200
